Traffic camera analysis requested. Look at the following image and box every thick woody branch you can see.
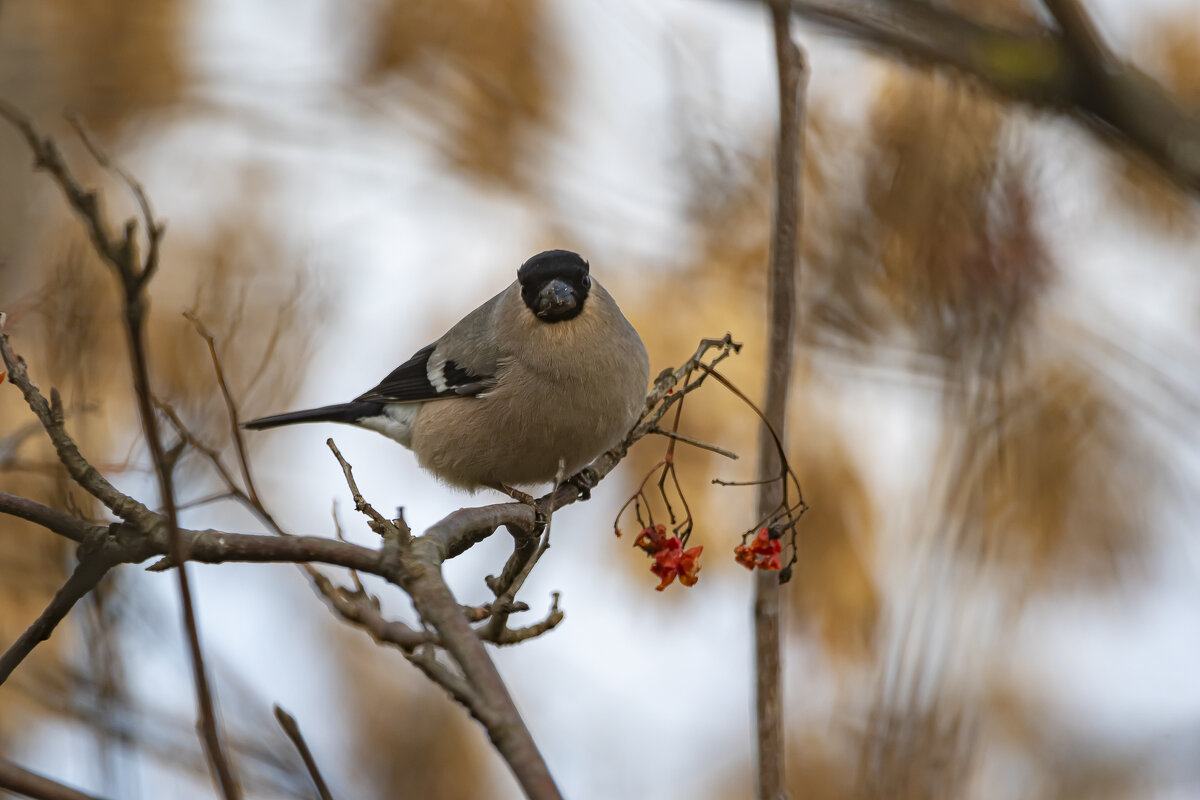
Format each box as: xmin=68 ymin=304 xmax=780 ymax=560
xmin=784 ymin=0 xmax=1200 ymax=195
xmin=327 ymin=446 xmax=562 ymax=800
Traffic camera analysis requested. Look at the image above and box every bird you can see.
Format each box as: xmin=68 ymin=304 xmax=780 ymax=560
xmin=243 ymin=250 xmax=650 ymax=495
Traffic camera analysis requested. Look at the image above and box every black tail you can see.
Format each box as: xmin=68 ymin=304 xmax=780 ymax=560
xmin=242 ymin=401 xmax=384 ymax=431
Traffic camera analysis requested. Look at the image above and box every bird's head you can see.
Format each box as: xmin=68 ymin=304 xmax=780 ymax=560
xmin=518 ymin=250 xmax=591 ymax=323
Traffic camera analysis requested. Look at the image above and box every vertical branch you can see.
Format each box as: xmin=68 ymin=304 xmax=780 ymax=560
xmin=122 ymin=288 xmax=241 ymax=800
xmin=0 ymin=108 xmax=241 ymax=800
xmin=756 ymin=3 xmax=807 ymax=798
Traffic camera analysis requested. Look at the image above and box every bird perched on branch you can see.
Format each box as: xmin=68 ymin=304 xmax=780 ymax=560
xmin=244 ymin=250 xmax=650 ymax=494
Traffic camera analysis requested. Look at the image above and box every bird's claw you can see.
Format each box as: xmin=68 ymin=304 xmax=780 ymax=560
xmin=568 ymin=470 xmax=596 ymax=501
xmin=495 ymin=483 xmax=537 ymax=506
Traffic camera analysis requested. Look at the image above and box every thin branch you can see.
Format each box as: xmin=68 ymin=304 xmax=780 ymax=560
xmin=756 ymin=3 xmax=806 ymax=798
xmin=481 ymin=463 xmax=564 ymax=642
xmin=0 ymin=330 xmax=155 ymax=525
xmin=272 ymin=706 xmax=335 ymax=800
xmin=304 ymin=568 xmax=429 ymax=651
xmin=65 ymin=113 xmax=164 ymax=286
xmin=0 ymin=491 xmax=94 ymax=543
xmin=183 ymin=311 xmax=266 ymax=512
xmin=325 ymin=439 xmax=409 ymax=544
xmin=0 ymin=757 xmax=109 ymax=800
xmin=647 ymin=427 xmax=739 ymax=460
xmin=0 ymin=107 xmax=239 ymax=799
xmin=0 ymin=554 xmax=114 ymax=687
xmin=483 ymin=592 xmax=564 ymax=646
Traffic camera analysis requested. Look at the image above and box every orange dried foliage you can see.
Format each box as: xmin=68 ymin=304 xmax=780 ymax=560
xmin=942 ymin=360 xmax=1153 ymax=585
xmin=361 ymin=0 xmax=560 ymax=186
xmin=863 ymin=73 xmax=1048 ymax=365
xmin=706 ymin=732 xmax=855 ymax=800
xmin=2 ymin=0 xmax=185 ymax=132
xmin=785 ymin=435 xmax=879 ymax=663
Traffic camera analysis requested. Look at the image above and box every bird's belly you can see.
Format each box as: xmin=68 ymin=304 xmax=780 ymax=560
xmin=410 ymin=378 xmax=640 ymax=489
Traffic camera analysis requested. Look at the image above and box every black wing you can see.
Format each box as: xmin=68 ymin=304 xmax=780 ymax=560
xmin=355 ymin=344 xmax=493 ymax=404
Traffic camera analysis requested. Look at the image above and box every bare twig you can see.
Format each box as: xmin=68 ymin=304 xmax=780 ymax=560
xmin=326 ymin=439 xmax=409 ymax=543
xmin=755 ymin=3 xmax=806 ymax=797
xmin=184 ymin=311 xmax=268 ymax=513
xmin=484 ymin=592 xmax=564 ymax=647
xmin=0 ymin=554 xmax=114 ymax=687
xmin=0 ymin=757 xmax=109 ymax=800
xmin=0 ymin=331 xmax=155 ymax=525
xmin=328 ymin=445 xmax=562 ymax=800
xmin=0 ymin=491 xmax=94 ymax=543
xmin=65 ymin=113 xmax=164 ymax=287
xmin=272 ymin=706 xmax=335 ymax=800
xmin=481 ymin=462 xmax=565 ymax=642
xmin=647 ymin=427 xmax=739 ymax=460
xmin=0 ymin=107 xmax=239 ymax=799
xmin=304 ymin=568 xmax=429 ymax=650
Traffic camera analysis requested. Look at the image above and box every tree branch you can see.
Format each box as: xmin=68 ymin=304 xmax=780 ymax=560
xmin=0 ymin=554 xmax=114 ymax=687
xmin=0 ymin=106 xmax=238 ymax=799
xmin=0 ymin=757 xmax=108 ymax=800
xmin=756 ymin=3 xmax=806 ymax=798
xmin=328 ymin=445 xmax=563 ymax=800
xmin=272 ymin=706 xmax=335 ymax=800
xmin=0 ymin=491 xmax=94 ymax=543
xmin=784 ymin=0 xmax=1200 ymax=195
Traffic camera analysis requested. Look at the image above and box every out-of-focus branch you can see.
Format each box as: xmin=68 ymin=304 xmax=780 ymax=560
xmin=0 ymin=106 xmax=239 ymax=799
xmin=756 ymin=2 xmax=806 ymax=798
xmin=783 ymin=0 xmax=1200 ymax=195
xmin=0 ymin=757 xmax=108 ymax=800
xmin=0 ymin=553 xmax=114 ymax=686
xmin=272 ymin=706 xmax=335 ymax=800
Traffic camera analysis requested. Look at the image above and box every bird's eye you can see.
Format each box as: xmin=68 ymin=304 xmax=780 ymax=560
xmin=581 ymin=275 xmax=591 ymax=289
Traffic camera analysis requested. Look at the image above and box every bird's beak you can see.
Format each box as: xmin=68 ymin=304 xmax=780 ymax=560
xmin=534 ymin=278 xmax=579 ymax=319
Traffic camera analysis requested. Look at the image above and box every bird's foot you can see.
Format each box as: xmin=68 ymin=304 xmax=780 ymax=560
xmin=494 ymin=483 xmax=537 ymax=506
xmin=490 ymin=483 xmax=548 ymax=528
xmin=567 ymin=469 xmax=596 ymax=501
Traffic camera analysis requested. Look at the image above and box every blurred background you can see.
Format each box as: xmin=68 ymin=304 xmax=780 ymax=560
xmin=2 ymin=1 xmax=1200 ymax=798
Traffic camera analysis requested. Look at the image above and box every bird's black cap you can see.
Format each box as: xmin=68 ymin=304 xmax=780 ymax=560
xmin=517 ymin=250 xmax=589 ymax=288
xmin=518 ymin=250 xmax=591 ymax=323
